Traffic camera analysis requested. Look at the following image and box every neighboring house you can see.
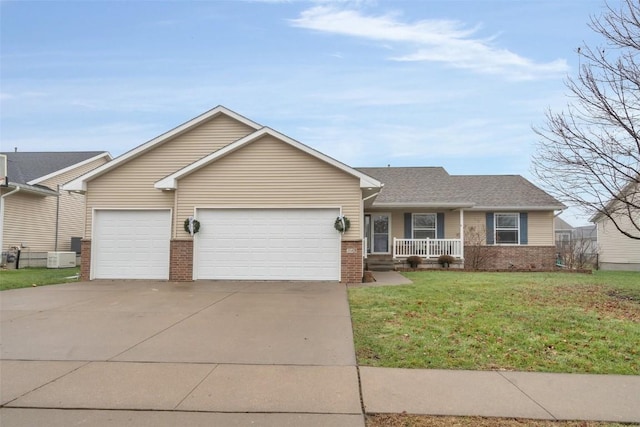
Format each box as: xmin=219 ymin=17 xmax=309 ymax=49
xmin=63 ymin=106 xmax=565 ymax=282
xmin=591 ymin=182 xmax=640 ymax=271
xmin=553 ymin=216 xmax=598 ymax=268
xmin=1 ymin=151 xmax=111 ymax=266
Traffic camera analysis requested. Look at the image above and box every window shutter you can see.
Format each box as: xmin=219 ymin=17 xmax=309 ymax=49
xmin=437 ymin=213 xmax=445 ymax=238
xmin=486 ymin=213 xmax=494 ymax=244
xmin=520 ymin=212 xmax=528 ymax=244
xmin=404 ymin=213 xmax=412 ymax=238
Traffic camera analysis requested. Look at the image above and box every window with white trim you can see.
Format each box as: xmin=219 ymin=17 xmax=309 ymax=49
xmin=495 ymin=213 xmax=519 ymax=244
xmin=413 ymin=213 xmax=436 ymax=239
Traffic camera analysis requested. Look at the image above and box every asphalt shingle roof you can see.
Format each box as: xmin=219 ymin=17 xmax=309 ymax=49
xmin=2 ymin=151 xmax=107 ymax=186
xmin=357 ymin=167 xmax=565 ymax=209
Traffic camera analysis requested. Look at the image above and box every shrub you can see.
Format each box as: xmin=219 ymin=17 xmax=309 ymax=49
xmin=438 ymin=254 xmax=455 ymax=267
xmin=407 ymin=256 xmax=422 ymax=268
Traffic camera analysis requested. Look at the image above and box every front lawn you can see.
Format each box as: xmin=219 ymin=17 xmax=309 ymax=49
xmin=349 ymin=271 xmax=639 ymax=375
xmin=0 ymin=267 xmax=80 ymax=291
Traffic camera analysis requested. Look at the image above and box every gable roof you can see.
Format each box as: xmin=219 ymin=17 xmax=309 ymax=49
xmin=358 ymin=167 xmax=565 ymax=210
xmin=1 ymin=151 xmax=110 ymax=195
xmin=155 ymin=127 xmax=382 ymax=190
xmin=63 ymin=106 xmax=262 ymax=192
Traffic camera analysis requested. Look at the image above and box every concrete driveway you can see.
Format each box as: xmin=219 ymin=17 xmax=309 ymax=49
xmin=0 ymin=280 xmax=364 ymax=426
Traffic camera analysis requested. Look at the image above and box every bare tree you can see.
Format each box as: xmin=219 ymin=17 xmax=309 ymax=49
xmin=463 ymin=225 xmax=492 ymax=270
xmin=532 ymin=0 xmax=640 ymax=239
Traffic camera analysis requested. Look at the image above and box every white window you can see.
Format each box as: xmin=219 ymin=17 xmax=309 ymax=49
xmin=413 ymin=213 xmax=436 ymax=239
xmin=495 ymin=213 xmax=519 ymax=244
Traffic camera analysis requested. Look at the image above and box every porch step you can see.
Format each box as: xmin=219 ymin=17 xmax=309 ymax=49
xmin=366 ymin=258 xmax=395 ymax=271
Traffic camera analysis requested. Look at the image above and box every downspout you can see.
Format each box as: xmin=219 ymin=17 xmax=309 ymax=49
xmin=0 ymin=186 xmax=21 ymax=259
xmin=54 ymin=184 xmax=60 ymax=251
xmin=459 ymin=209 xmax=465 ymax=260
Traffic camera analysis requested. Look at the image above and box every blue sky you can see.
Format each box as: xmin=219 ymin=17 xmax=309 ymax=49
xmin=1 ymin=0 xmax=610 ymax=224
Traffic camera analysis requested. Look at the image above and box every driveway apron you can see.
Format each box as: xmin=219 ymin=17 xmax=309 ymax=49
xmin=0 ymin=280 xmax=364 ymax=427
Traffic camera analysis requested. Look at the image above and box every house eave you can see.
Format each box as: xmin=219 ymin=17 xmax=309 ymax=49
xmin=27 ymin=152 xmax=112 ymax=186
xmin=369 ymin=202 xmax=475 ymax=209
xmin=468 ymin=205 xmax=566 ymax=211
xmin=3 ymin=182 xmax=59 ymax=197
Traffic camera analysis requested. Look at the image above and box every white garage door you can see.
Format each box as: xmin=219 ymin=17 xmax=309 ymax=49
xmin=195 ymin=208 xmax=340 ymax=281
xmin=93 ymin=210 xmax=171 ymax=279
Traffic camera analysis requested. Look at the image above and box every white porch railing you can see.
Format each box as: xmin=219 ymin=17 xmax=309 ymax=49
xmin=393 ymin=238 xmax=463 ymax=259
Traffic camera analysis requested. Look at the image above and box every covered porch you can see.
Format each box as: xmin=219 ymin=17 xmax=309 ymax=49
xmin=363 ymin=208 xmax=472 ymax=262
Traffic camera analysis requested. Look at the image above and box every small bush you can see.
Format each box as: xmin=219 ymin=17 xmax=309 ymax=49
xmin=438 ymin=254 xmax=455 ymax=267
xmin=406 ymin=256 xmax=422 ymax=268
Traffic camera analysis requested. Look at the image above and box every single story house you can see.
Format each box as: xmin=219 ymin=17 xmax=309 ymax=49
xmin=63 ymin=106 xmax=565 ymax=282
xmin=591 ymin=181 xmax=640 ymax=271
xmin=1 ymin=151 xmax=111 ymax=266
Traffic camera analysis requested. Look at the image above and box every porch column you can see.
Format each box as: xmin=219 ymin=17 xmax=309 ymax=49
xmin=459 ymin=209 xmax=465 ymax=259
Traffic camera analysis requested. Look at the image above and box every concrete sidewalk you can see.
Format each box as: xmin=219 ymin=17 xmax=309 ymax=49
xmin=360 ymin=367 xmax=640 ymax=423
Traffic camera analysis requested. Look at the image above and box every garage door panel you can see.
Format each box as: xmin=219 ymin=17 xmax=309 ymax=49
xmin=93 ymin=210 xmax=170 ymax=280
xmin=196 ymin=208 xmax=340 ymax=281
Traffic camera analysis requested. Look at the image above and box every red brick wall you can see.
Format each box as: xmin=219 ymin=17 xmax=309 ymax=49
xmin=170 ymin=239 xmax=193 ymax=281
xmin=80 ymin=239 xmax=91 ymax=281
xmin=341 ymin=240 xmax=363 ymax=283
xmin=464 ymin=245 xmax=556 ymax=270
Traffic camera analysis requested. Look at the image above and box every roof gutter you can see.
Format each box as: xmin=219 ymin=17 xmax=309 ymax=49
xmin=468 ymin=205 xmax=566 ymax=211
xmin=371 ymin=202 xmax=475 ymax=209
xmin=6 ymin=183 xmax=59 ymax=197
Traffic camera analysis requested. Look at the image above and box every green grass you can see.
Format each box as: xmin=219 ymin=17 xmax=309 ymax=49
xmin=0 ymin=267 xmax=80 ymax=291
xmin=349 ymin=271 xmax=640 ymax=375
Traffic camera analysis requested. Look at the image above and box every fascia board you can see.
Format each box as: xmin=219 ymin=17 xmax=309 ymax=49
xmin=371 ymin=202 xmax=475 ymax=209
xmin=468 ymin=205 xmax=566 ymax=211
xmin=29 ymin=152 xmax=112 ymax=186
xmin=63 ymin=106 xmax=262 ymax=192
xmin=9 ymin=183 xmax=59 ymax=196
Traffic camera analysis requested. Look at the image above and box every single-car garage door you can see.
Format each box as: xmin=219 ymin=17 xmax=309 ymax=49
xmin=195 ymin=208 xmax=340 ymax=281
xmin=93 ymin=209 xmax=171 ymax=279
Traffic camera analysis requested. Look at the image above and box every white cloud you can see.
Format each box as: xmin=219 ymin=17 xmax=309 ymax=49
xmin=291 ymin=6 xmax=569 ymax=80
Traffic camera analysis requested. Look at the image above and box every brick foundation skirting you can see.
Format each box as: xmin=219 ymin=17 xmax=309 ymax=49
xmin=341 ymin=240 xmax=363 ymax=283
xmin=80 ymin=239 xmax=92 ymax=281
xmin=170 ymin=239 xmax=193 ymax=281
xmin=465 ymin=245 xmax=556 ymax=270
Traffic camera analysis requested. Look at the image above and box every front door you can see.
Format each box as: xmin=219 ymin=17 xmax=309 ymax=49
xmin=371 ymin=213 xmax=390 ymax=254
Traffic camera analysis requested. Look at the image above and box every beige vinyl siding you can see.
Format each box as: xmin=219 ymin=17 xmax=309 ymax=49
xmin=2 ymin=156 xmax=109 ymax=252
xmin=85 ymin=115 xmax=255 ymax=236
xmin=176 ymin=135 xmax=362 ymax=240
xmin=527 ymin=211 xmax=555 ymax=245
xmin=598 ymin=213 xmax=640 ymax=264
xmin=462 ymin=211 xmax=487 ymax=244
xmin=2 ymin=192 xmax=56 ymax=252
xmin=464 ymin=210 xmax=554 ymax=245
xmin=41 ymin=157 xmax=109 ymax=251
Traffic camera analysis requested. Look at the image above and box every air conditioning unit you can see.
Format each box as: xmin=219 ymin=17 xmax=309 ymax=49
xmin=47 ymin=252 xmax=77 ymax=268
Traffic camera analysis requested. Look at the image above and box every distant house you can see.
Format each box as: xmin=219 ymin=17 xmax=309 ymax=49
xmin=63 ymin=106 xmax=565 ymax=282
xmin=591 ymin=181 xmax=640 ymax=271
xmin=1 ymin=151 xmax=111 ymax=267
xmin=554 ymin=216 xmax=598 ymax=269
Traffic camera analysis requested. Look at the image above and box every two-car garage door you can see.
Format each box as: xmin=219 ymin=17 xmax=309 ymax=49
xmin=92 ymin=208 xmax=340 ymax=281
xmin=195 ymin=208 xmax=340 ymax=281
